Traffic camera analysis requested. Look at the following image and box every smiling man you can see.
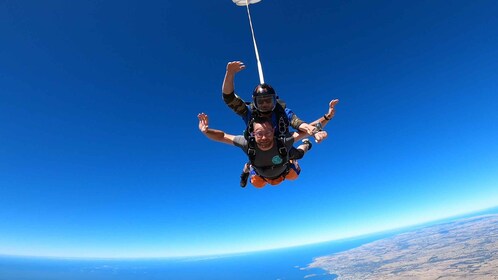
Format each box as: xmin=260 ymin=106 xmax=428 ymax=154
xmin=198 ymin=113 xmax=325 ymax=188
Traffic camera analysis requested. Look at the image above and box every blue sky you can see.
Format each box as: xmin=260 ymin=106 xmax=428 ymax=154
xmin=1 ymin=0 xmax=497 ymax=258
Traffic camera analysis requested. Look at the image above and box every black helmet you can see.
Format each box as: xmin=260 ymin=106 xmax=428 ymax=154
xmin=252 ymin=83 xmax=277 ymax=113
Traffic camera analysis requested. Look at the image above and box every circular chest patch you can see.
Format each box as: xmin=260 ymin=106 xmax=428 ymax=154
xmin=272 ymin=155 xmax=283 ymax=164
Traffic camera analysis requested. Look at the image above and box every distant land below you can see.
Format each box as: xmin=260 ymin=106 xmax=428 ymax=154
xmin=306 ymin=207 xmax=498 ymax=279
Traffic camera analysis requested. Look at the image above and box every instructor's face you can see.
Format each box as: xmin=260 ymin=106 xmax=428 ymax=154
xmin=256 ymin=96 xmax=274 ymax=112
xmin=253 ymin=122 xmax=274 ymax=151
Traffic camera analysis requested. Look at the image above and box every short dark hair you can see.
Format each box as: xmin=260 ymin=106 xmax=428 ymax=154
xmin=252 ymin=115 xmax=272 ymax=126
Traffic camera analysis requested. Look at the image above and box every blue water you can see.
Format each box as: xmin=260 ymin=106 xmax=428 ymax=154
xmin=2 ymin=207 xmax=497 ymax=280
xmin=0 ymin=234 xmax=387 ymax=280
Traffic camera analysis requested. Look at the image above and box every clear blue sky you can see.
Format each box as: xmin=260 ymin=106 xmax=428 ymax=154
xmin=1 ymin=0 xmax=497 ymax=258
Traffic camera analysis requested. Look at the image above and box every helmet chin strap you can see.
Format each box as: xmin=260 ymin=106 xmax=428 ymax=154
xmin=245 ymin=0 xmax=265 ymax=84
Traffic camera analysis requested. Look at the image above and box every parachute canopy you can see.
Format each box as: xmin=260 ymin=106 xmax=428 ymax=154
xmin=233 ymin=0 xmax=261 ymax=6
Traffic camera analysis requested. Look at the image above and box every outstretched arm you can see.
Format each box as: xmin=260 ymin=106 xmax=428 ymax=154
xmin=297 ymin=121 xmax=316 ymax=135
xmin=293 ymin=99 xmax=339 ymax=142
xmin=309 ymin=99 xmax=339 ymax=128
xmin=198 ymin=113 xmax=236 ymax=145
xmin=294 ymin=130 xmax=328 ymax=143
xmin=288 ymin=102 xmax=336 ymax=136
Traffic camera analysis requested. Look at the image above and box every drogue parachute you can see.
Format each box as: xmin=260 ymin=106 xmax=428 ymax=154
xmin=232 ymin=0 xmax=265 ymax=84
xmin=232 ymin=0 xmax=261 ymax=6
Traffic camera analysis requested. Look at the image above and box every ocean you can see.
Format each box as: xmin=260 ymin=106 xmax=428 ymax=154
xmin=0 ymin=233 xmax=386 ymax=280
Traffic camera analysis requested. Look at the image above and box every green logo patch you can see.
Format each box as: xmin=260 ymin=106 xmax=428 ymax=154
xmin=272 ymin=155 xmax=283 ymax=164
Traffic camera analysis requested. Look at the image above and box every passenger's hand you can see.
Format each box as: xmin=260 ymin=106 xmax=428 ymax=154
xmin=226 ymin=61 xmax=246 ymax=75
xmin=326 ymin=99 xmax=339 ymax=119
xmin=198 ymin=113 xmax=209 ymax=133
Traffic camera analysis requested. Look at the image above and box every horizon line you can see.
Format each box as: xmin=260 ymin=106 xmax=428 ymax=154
xmin=2 ymin=205 xmax=497 ymax=260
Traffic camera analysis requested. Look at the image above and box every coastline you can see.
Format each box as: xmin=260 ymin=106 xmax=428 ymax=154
xmin=306 ymin=206 xmax=498 ymax=279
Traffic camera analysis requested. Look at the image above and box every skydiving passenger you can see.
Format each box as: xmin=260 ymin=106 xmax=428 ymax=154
xmin=221 ymin=60 xmax=338 ymax=186
xmin=198 ymin=113 xmax=326 ymax=188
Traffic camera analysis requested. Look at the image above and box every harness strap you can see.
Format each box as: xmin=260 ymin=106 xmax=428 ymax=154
xmin=274 ymin=103 xmax=289 ymax=158
xmin=278 ymin=115 xmax=287 ymax=136
xmin=247 ymin=136 xmax=256 ymax=164
xmin=276 ymin=136 xmax=288 ymax=158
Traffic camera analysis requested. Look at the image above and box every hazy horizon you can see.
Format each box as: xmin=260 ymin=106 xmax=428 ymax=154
xmin=2 ymin=205 xmax=497 ymax=259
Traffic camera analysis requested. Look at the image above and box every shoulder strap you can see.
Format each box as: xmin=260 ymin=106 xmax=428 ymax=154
xmin=274 ymin=102 xmax=289 ymax=137
xmin=244 ymin=109 xmax=258 ymax=164
xmin=273 ymin=103 xmax=289 ymax=158
xmin=277 ymin=98 xmax=287 ymax=109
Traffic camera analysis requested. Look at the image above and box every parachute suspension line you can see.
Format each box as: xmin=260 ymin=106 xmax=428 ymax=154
xmin=245 ymin=0 xmax=265 ymax=84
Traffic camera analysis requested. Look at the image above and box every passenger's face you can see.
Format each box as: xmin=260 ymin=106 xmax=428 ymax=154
xmin=253 ymin=122 xmax=274 ymax=150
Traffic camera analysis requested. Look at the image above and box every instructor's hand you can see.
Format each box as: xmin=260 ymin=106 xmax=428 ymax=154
xmin=299 ymin=123 xmax=316 ymax=135
xmin=226 ymin=61 xmax=246 ymax=75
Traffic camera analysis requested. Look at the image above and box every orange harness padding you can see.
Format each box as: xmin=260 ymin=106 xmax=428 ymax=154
xmin=250 ymin=160 xmax=301 ymax=188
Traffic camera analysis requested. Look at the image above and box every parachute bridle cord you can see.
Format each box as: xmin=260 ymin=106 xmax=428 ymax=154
xmin=244 ymin=0 xmax=265 ymax=84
